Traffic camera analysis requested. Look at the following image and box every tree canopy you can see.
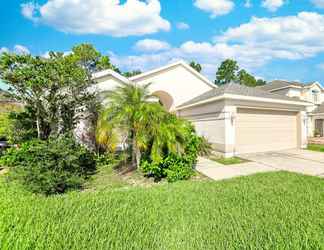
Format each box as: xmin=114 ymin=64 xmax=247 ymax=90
xmin=123 ymin=70 xmax=142 ymax=78
xmin=215 ymin=59 xmax=266 ymax=87
xmin=189 ymin=61 xmax=202 ymax=73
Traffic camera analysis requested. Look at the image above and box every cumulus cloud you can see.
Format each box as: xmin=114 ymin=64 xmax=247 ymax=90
xmin=133 ymin=39 xmax=171 ymax=52
xmin=244 ymin=0 xmax=252 ymax=8
xmin=312 ymin=0 xmax=324 ymax=8
xmin=0 ymin=45 xmax=30 ymax=55
xmin=14 ymin=45 xmax=30 ymax=55
xmin=176 ymin=22 xmax=190 ymax=30
xmin=0 ymin=47 xmax=9 ymax=54
xmin=262 ymin=0 xmax=285 ymax=12
xmin=21 ymin=0 xmax=170 ymax=37
xmin=111 ymin=12 xmax=324 ymax=80
xmin=217 ymin=12 xmax=324 ymax=59
xmin=194 ymin=0 xmax=234 ymax=18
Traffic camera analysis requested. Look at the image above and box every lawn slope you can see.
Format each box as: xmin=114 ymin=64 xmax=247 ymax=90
xmin=1 ymin=172 xmax=324 ymax=249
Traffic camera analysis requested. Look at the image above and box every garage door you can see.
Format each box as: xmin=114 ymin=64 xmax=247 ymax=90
xmin=236 ymin=108 xmax=298 ymax=154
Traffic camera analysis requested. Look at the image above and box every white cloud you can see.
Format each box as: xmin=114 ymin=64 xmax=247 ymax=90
xmin=0 ymin=47 xmax=9 ymax=54
xmin=312 ymin=0 xmax=324 ymax=8
xmin=111 ymin=12 xmax=324 ymax=80
xmin=317 ymin=63 xmax=324 ymax=70
xmin=176 ymin=22 xmax=190 ymax=30
xmin=244 ymin=0 xmax=252 ymax=8
xmin=194 ymin=0 xmax=234 ymax=18
xmin=133 ymin=39 xmax=171 ymax=52
xmin=262 ymin=0 xmax=285 ymax=12
xmin=217 ymin=12 xmax=324 ymax=59
xmin=0 ymin=45 xmax=30 ymax=55
xmin=14 ymin=45 xmax=30 ymax=55
xmin=21 ymin=0 xmax=170 ymax=37
xmin=21 ymin=2 xmax=39 ymax=20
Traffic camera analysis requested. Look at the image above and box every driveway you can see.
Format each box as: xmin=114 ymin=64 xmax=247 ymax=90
xmin=197 ymin=149 xmax=324 ymax=181
xmin=241 ymin=149 xmax=324 ymax=177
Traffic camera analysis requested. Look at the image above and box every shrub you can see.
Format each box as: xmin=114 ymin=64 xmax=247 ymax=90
xmin=141 ymin=123 xmax=206 ymax=182
xmin=6 ymin=107 xmax=38 ymax=144
xmin=0 ymin=136 xmax=96 ymax=195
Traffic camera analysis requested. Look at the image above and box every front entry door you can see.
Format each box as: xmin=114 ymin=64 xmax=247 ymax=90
xmin=315 ymin=119 xmax=324 ymax=137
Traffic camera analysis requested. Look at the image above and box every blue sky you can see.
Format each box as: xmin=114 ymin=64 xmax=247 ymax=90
xmin=1 ymin=0 xmax=324 ymax=89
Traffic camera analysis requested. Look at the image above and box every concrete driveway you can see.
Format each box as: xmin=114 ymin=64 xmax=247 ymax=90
xmin=197 ymin=149 xmax=324 ymax=181
xmin=241 ymin=149 xmax=324 ymax=177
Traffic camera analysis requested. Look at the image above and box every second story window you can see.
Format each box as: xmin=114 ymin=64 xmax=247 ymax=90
xmin=312 ymin=90 xmax=319 ymax=104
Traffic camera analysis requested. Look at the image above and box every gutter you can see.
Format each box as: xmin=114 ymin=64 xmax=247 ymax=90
xmin=176 ymin=93 xmax=312 ymax=111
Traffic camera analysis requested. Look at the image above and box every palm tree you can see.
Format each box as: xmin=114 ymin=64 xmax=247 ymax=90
xmin=97 ymin=82 xmax=187 ymax=168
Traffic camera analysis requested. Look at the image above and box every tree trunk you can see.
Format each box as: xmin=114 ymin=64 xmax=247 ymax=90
xmin=36 ymin=106 xmax=42 ymax=139
xmin=135 ymin=147 xmax=141 ymax=169
xmin=131 ymin=135 xmax=137 ymax=168
xmin=36 ymin=117 xmax=41 ymax=139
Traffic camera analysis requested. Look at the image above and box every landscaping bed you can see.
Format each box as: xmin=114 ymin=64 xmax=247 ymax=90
xmin=307 ymin=144 xmax=324 ymax=152
xmin=1 ymin=172 xmax=324 ymax=249
xmin=210 ymin=155 xmax=250 ymax=165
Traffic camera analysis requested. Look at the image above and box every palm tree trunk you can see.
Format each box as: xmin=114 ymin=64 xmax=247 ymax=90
xmin=135 ymin=147 xmax=141 ymax=169
xmin=131 ymin=135 xmax=137 ymax=167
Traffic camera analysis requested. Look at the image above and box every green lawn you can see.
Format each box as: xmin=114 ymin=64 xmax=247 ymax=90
xmin=1 ymin=172 xmax=324 ymax=249
xmin=308 ymin=144 xmax=324 ymax=152
xmin=210 ymin=156 xmax=249 ymax=165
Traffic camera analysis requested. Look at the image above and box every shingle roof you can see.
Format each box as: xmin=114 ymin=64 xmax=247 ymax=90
xmin=258 ymin=80 xmax=319 ymax=91
xmin=177 ymin=82 xmax=307 ymax=108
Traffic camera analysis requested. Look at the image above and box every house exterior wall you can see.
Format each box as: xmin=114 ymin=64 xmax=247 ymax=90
xmin=132 ymin=65 xmax=213 ymax=111
xmin=302 ymin=85 xmax=323 ymax=104
xmin=178 ymin=98 xmax=308 ymax=157
xmin=272 ymin=88 xmax=293 ymax=97
xmin=177 ymin=101 xmax=228 ymax=153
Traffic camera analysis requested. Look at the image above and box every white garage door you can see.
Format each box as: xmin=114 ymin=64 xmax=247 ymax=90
xmin=236 ymin=108 xmax=298 ymax=154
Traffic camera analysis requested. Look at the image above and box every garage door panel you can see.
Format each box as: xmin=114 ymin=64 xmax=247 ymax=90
xmin=236 ymin=108 xmax=297 ymax=154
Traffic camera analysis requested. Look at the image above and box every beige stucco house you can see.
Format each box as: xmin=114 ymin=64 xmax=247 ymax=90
xmin=259 ymin=80 xmax=324 ymax=137
xmin=92 ymin=61 xmax=312 ymax=157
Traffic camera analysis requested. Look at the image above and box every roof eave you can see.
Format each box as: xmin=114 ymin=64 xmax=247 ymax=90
xmin=129 ymin=60 xmax=216 ymax=88
xmin=176 ymin=93 xmax=312 ymax=111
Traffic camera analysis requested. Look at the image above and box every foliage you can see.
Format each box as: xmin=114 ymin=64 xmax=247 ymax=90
xmin=189 ymin=61 xmax=202 ymax=73
xmin=71 ymin=43 xmax=120 ymax=73
xmin=98 ymin=83 xmax=188 ymax=169
xmin=94 ymin=152 xmax=124 ymax=167
xmin=141 ymin=123 xmax=204 ymax=182
xmin=314 ymin=129 xmax=321 ymax=137
xmin=123 ymin=70 xmax=142 ymax=78
xmin=307 ymin=144 xmax=324 ymax=152
xmin=0 ymin=51 xmax=96 ymax=140
xmin=1 ymin=172 xmax=324 ymax=249
xmin=210 ymin=156 xmax=249 ymax=165
xmin=5 ymin=107 xmax=38 ymax=143
xmin=215 ymin=59 xmax=266 ymax=87
xmin=215 ymin=59 xmax=239 ymax=85
xmin=197 ymin=136 xmax=213 ymax=156
xmin=0 ymin=103 xmax=23 ymax=141
xmin=0 ymin=136 xmax=96 ymax=195
xmin=0 ymin=113 xmax=10 ymax=141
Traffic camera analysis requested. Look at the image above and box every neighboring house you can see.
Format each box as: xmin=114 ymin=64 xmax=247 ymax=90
xmin=93 ymin=61 xmax=311 ymax=157
xmin=258 ymin=80 xmax=324 ymax=137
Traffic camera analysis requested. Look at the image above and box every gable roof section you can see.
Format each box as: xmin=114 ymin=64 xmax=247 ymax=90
xmin=177 ymin=83 xmax=311 ymax=110
xmin=259 ymin=80 xmax=323 ymax=92
xmin=129 ymin=60 xmax=216 ymax=88
xmin=92 ymin=69 xmax=131 ymax=83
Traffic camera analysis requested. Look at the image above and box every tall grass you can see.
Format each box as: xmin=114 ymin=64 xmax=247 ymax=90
xmin=1 ymin=172 xmax=324 ymax=249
